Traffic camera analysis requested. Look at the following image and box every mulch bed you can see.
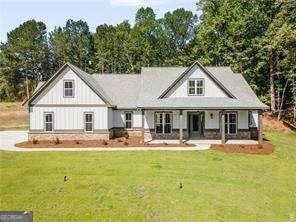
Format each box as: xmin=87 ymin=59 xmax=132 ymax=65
xmin=211 ymin=142 xmax=275 ymax=155
xmin=15 ymin=137 xmax=194 ymax=148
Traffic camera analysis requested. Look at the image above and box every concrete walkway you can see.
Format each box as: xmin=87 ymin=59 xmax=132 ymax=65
xmin=0 ymin=131 xmax=204 ymax=152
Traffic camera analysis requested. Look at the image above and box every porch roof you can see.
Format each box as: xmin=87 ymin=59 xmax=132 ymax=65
xmin=137 ymin=97 xmax=267 ymax=110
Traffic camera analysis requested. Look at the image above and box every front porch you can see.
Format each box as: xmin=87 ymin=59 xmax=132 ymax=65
xmin=142 ymin=109 xmax=263 ymax=144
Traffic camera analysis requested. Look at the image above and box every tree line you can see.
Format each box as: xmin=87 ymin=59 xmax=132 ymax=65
xmin=0 ymin=0 xmax=295 ymax=122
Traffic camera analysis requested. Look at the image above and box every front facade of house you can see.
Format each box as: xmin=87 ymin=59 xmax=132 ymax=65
xmin=24 ymin=62 xmax=268 ymax=143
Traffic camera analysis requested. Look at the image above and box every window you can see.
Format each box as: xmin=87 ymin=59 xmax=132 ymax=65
xmin=248 ymin=111 xmax=253 ymax=126
xmin=84 ymin=113 xmax=93 ymax=132
xmin=188 ymin=80 xmax=196 ymax=95
xmin=155 ymin=112 xmax=172 ymax=134
xmin=188 ymin=79 xmax=204 ymax=95
xmin=44 ymin=112 xmax=53 ymax=132
xmin=224 ymin=112 xmax=237 ymax=134
xmin=125 ymin=112 xmax=132 ymax=129
xmin=64 ymin=80 xmax=74 ymax=97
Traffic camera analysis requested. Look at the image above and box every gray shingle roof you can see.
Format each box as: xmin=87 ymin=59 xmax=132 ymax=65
xmin=92 ymin=74 xmax=140 ymax=108
xmin=67 ymin=64 xmax=115 ymax=106
xmin=136 ymin=65 xmax=268 ymax=109
xmin=25 ymin=62 xmax=268 ymax=110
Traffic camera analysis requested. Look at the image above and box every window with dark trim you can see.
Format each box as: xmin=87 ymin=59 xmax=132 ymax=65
xmin=84 ymin=113 xmax=93 ymax=132
xmin=248 ymin=111 xmax=253 ymax=126
xmin=125 ymin=112 xmax=132 ymax=129
xmin=225 ymin=113 xmax=237 ymax=134
xmin=155 ymin=112 xmax=172 ymax=134
xmin=44 ymin=112 xmax=53 ymax=132
xmin=64 ymin=80 xmax=74 ymax=97
xmin=188 ymin=79 xmax=204 ymax=96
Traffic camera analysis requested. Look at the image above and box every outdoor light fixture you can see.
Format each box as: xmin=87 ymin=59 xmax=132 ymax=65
xmin=210 ymin=113 xmax=214 ymax=119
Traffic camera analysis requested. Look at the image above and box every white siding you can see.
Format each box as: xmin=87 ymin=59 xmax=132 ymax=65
xmin=237 ymin=110 xmax=248 ymax=129
xmin=133 ymin=111 xmax=142 ymax=128
xmin=205 ymin=111 xmax=220 ymax=129
xmin=113 ymin=110 xmax=142 ymax=128
xmin=32 ymin=69 xmax=105 ymax=105
xmin=144 ymin=110 xmax=154 ymax=129
xmin=30 ymin=106 xmax=108 ymax=130
xmin=249 ymin=110 xmax=258 ymax=128
xmin=108 ymin=108 xmax=113 ymax=129
xmin=170 ymin=68 xmax=228 ymax=98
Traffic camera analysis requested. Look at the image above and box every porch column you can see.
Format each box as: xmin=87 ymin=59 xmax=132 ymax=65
xmin=258 ymin=111 xmax=263 ymax=144
xmin=179 ymin=110 xmax=183 ymax=144
xmin=142 ymin=109 xmax=145 ymax=143
xmin=221 ymin=112 xmax=226 ymax=144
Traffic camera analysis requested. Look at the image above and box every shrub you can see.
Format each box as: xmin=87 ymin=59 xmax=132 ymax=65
xmin=102 ymin=140 xmax=108 ymax=145
xmin=124 ymin=141 xmax=129 ymax=146
xmin=54 ymin=137 xmax=60 ymax=144
xmin=32 ymin=138 xmax=38 ymax=144
xmin=75 ymin=141 xmax=80 ymax=145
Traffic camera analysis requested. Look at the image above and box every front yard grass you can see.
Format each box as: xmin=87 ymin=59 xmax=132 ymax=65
xmin=0 ymin=128 xmax=295 ymax=221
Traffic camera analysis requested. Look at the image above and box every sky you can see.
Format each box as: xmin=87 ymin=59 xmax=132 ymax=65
xmin=0 ymin=0 xmax=197 ymax=43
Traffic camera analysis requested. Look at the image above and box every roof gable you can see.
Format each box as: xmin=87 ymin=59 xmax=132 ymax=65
xmin=158 ymin=61 xmax=236 ymax=99
xmin=23 ymin=63 xmax=114 ymax=106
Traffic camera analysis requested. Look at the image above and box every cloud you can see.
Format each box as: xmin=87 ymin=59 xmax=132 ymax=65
xmin=110 ymin=0 xmax=166 ymax=7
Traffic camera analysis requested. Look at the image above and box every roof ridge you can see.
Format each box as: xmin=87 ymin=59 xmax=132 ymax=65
xmin=206 ymin=66 xmax=231 ymax=68
xmin=142 ymin=66 xmax=186 ymax=69
xmin=93 ymin=73 xmax=139 ymax=76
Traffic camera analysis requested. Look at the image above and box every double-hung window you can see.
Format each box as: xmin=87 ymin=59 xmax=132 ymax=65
xmin=225 ymin=112 xmax=237 ymax=134
xmin=125 ymin=112 xmax=132 ymax=129
xmin=64 ymin=80 xmax=74 ymax=97
xmin=188 ymin=79 xmax=204 ymax=96
xmin=155 ymin=112 xmax=172 ymax=134
xmin=44 ymin=112 xmax=53 ymax=132
xmin=84 ymin=113 xmax=94 ymax=132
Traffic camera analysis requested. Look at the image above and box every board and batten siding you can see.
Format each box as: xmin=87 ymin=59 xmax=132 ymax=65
xmin=30 ymin=106 xmax=108 ymax=130
xmin=113 ymin=110 xmax=142 ymax=128
xmin=170 ymin=68 xmax=228 ymax=98
xmin=32 ymin=69 xmax=105 ymax=105
xmin=29 ymin=68 xmax=109 ymax=131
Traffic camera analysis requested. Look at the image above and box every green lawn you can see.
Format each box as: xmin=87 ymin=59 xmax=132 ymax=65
xmin=0 ymin=129 xmax=295 ymax=221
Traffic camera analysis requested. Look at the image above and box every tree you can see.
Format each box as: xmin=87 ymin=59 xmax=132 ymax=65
xmin=163 ymin=8 xmax=197 ymax=62
xmin=267 ymin=0 xmax=296 ymax=120
xmin=49 ymin=19 xmax=94 ymax=73
xmin=132 ymin=7 xmax=166 ymax=69
xmin=0 ymin=20 xmax=49 ymax=100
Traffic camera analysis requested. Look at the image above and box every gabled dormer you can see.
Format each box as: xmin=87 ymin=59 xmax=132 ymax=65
xmin=158 ymin=61 xmax=235 ymax=99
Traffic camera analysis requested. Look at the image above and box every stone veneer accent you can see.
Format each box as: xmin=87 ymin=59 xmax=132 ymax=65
xmin=226 ymin=129 xmax=251 ymax=140
xmin=204 ymin=129 xmax=251 ymax=140
xmin=111 ymin=128 xmax=142 ymax=138
xmin=250 ymin=127 xmax=259 ymax=139
xmin=28 ymin=133 xmax=110 ymax=141
xmin=204 ymin=129 xmax=221 ymax=139
xmin=144 ymin=129 xmax=189 ymax=142
xmin=144 ymin=128 xmax=252 ymax=142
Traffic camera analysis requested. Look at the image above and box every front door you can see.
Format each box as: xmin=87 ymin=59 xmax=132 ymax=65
xmin=189 ymin=113 xmax=204 ymax=138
